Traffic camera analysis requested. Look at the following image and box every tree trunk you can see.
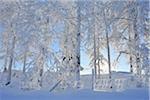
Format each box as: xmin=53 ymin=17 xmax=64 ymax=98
xmin=128 ymin=2 xmax=134 ymax=74
xmin=6 ymin=35 xmax=16 ymax=85
xmin=75 ymin=0 xmax=81 ymax=88
xmin=3 ymin=45 xmax=8 ymax=72
xmin=93 ymin=29 xmax=97 ymax=79
xmin=103 ymin=9 xmax=111 ymax=79
xmin=128 ymin=23 xmax=133 ymax=73
xmin=97 ymin=37 xmax=100 ymax=78
xmin=91 ymin=0 xmax=97 ymax=80
xmin=38 ymin=48 xmax=44 ymax=87
xmin=133 ymin=9 xmax=141 ymax=75
xmin=106 ymin=28 xmax=111 ymax=79
xmin=23 ymin=51 xmax=27 ymax=73
xmin=130 ymin=57 xmax=133 ymax=73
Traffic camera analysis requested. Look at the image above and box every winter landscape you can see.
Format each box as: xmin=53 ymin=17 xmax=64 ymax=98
xmin=0 ymin=0 xmax=149 ymax=100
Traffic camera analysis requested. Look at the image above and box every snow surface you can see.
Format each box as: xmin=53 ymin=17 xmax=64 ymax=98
xmin=0 ymin=71 xmax=149 ymax=100
xmin=0 ymin=87 xmax=149 ymax=100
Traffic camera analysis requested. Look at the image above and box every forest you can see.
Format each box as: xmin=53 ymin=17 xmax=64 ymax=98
xmin=0 ymin=0 xmax=149 ymax=99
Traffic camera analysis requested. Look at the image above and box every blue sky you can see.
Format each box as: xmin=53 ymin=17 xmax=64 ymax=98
xmin=80 ymin=46 xmax=130 ymax=74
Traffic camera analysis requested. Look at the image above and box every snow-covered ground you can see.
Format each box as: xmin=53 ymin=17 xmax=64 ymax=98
xmin=0 ymin=71 xmax=149 ymax=100
xmin=0 ymin=87 xmax=149 ymax=100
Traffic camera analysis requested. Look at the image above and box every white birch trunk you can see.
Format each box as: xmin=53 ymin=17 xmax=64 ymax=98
xmin=4 ymin=44 xmax=9 ymax=72
xmin=23 ymin=50 xmax=27 ymax=73
xmin=75 ymin=0 xmax=81 ymax=87
xmin=103 ymin=9 xmax=111 ymax=79
xmin=6 ymin=35 xmax=16 ymax=85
